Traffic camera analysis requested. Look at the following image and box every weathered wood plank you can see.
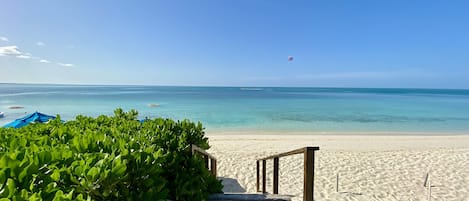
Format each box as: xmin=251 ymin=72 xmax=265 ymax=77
xmin=303 ymin=148 xmax=315 ymax=201
xmin=192 ymin=144 xmax=217 ymax=160
xmin=191 ymin=144 xmax=217 ymax=176
xmin=262 ymin=160 xmax=267 ymax=193
xmin=273 ymin=157 xmax=279 ymax=194
xmin=258 ymin=147 xmax=306 ymax=160
xmin=256 ymin=160 xmax=260 ymax=192
xmin=211 ymin=158 xmax=217 ymax=177
xmin=208 ymin=193 xmax=292 ymax=201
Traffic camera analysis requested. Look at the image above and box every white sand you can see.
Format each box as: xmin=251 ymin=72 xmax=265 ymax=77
xmin=206 ymin=131 xmax=469 ymax=201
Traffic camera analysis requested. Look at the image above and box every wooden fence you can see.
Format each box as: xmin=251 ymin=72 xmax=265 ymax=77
xmin=191 ymin=144 xmax=217 ymax=176
xmin=256 ymin=147 xmax=319 ymax=201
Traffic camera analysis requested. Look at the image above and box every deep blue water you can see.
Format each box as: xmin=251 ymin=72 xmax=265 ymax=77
xmin=1 ymin=84 xmax=469 ymax=133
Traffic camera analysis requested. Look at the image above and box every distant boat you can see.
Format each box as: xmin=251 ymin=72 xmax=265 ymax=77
xmin=0 ymin=112 xmax=4 ymax=118
xmin=147 ymin=103 xmax=160 ymax=108
xmin=8 ymin=105 xmax=24 ymax=109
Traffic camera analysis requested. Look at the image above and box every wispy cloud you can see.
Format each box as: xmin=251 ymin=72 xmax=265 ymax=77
xmin=57 ymin=62 xmax=74 ymax=67
xmin=36 ymin=41 xmax=46 ymax=46
xmin=0 ymin=37 xmax=8 ymax=42
xmin=1 ymin=43 xmax=75 ymax=67
xmin=16 ymin=55 xmax=31 ymax=59
xmin=0 ymin=46 xmax=22 ymax=56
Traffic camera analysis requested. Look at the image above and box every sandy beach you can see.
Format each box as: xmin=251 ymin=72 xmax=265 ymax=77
xmin=207 ymin=131 xmax=469 ymax=201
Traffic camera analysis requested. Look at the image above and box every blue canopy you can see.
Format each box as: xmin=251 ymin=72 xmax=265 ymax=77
xmin=3 ymin=112 xmax=56 ymax=128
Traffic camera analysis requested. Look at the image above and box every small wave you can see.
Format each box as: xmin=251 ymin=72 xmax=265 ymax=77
xmin=271 ymin=114 xmax=469 ymax=124
xmin=0 ymin=91 xmax=59 ymax=97
xmin=77 ymin=91 xmax=148 ymax=95
xmin=0 ymin=100 xmax=13 ymax=104
xmin=240 ymin=88 xmax=264 ymax=91
xmin=123 ymin=87 xmax=147 ymax=90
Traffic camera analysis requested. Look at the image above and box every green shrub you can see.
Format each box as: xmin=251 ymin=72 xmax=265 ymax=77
xmin=0 ymin=109 xmax=222 ymax=201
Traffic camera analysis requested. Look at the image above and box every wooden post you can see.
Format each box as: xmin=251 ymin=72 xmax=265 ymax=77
xmin=427 ymin=180 xmax=431 ymax=201
xmin=262 ymin=159 xmax=267 ymax=193
xmin=303 ymin=147 xmax=315 ymax=201
xmin=336 ymin=173 xmax=339 ymax=193
xmin=255 ymin=147 xmax=318 ymax=199
xmin=256 ymin=160 xmax=260 ymax=192
xmin=210 ymin=158 xmax=217 ymax=177
xmin=273 ymin=157 xmax=279 ymax=194
xmin=204 ymin=155 xmax=209 ymax=168
xmin=190 ymin=144 xmax=194 ymax=155
xmin=423 ymin=172 xmax=429 ymax=187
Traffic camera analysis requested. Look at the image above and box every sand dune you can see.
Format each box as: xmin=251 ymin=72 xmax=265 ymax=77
xmin=207 ymin=132 xmax=469 ymax=201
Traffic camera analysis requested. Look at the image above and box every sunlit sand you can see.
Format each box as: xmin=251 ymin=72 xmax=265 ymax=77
xmin=208 ymin=132 xmax=469 ymax=201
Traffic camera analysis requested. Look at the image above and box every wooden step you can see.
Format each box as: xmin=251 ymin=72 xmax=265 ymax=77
xmin=208 ymin=193 xmax=292 ymax=201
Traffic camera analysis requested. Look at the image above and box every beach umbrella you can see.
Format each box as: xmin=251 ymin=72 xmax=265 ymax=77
xmin=3 ymin=112 xmax=56 ymax=128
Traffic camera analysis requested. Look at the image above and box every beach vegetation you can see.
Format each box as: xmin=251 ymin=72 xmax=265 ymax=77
xmin=0 ymin=109 xmax=222 ymax=201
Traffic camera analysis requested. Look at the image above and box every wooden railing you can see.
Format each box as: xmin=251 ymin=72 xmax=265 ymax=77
xmin=191 ymin=144 xmax=217 ymax=176
xmin=256 ymin=147 xmax=320 ymax=201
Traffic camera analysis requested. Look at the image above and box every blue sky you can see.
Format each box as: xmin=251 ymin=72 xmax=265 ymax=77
xmin=1 ymin=0 xmax=469 ymax=88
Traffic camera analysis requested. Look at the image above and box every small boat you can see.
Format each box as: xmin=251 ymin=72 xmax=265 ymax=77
xmin=0 ymin=112 xmax=4 ymax=118
xmin=147 ymin=103 xmax=160 ymax=108
xmin=8 ymin=105 xmax=24 ymax=109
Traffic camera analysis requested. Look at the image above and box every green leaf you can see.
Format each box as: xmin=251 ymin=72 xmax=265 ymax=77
xmin=111 ymin=157 xmax=126 ymax=178
xmin=37 ymin=151 xmax=52 ymax=165
xmin=86 ymin=167 xmax=99 ymax=181
xmin=50 ymin=170 xmax=60 ymax=182
xmin=28 ymin=192 xmax=42 ymax=201
xmin=1 ymin=178 xmax=16 ymax=198
xmin=0 ymin=169 xmax=7 ymax=189
xmin=52 ymin=190 xmax=64 ymax=201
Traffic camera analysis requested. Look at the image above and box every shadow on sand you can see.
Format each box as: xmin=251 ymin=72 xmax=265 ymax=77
xmin=340 ymin=191 xmax=363 ymax=196
xmin=219 ymin=177 xmax=246 ymax=193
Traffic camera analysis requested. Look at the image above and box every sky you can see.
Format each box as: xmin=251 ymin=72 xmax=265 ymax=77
xmin=1 ymin=0 xmax=469 ymax=88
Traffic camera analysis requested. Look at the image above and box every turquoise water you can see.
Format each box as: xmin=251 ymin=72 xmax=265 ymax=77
xmin=1 ymin=84 xmax=469 ymax=133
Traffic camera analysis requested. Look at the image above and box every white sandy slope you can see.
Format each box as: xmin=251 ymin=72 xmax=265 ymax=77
xmin=206 ymin=132 xmax=469 ymax=201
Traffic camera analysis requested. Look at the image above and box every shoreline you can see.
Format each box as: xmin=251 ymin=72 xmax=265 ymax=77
xmin=206 ymin=133 xmax=469 ymax=151
xmin=206 ymin=129 xmax=469 ymax=136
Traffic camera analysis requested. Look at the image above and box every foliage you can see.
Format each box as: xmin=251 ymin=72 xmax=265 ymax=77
xmin=0 ymin=109 xmax=222 ymax=200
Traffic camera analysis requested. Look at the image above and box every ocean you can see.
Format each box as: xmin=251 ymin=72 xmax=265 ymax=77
xmin=1 ymin=84 xmax=469 ymax=133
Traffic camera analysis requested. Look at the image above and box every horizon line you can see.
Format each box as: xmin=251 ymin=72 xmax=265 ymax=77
xmin=1 ymin=82 xmax=468 ymax=90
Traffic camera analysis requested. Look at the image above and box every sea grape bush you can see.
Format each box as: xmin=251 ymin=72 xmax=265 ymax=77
xmin=0 ymin=109 xmax=222 ymax=201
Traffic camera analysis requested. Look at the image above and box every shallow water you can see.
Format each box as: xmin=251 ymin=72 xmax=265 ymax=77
xmin=1 ymin=84 xmax=469 ymax=133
